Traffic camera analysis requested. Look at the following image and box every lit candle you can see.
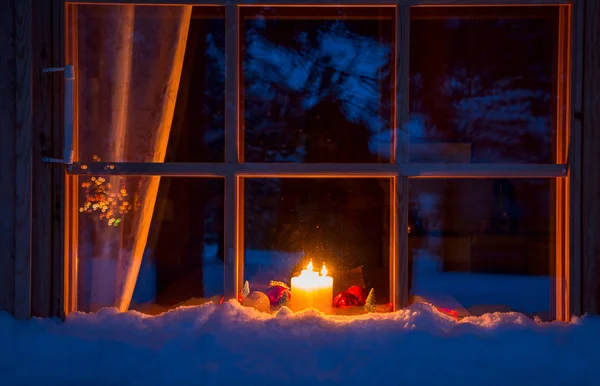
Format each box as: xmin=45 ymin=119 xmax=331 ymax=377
xmin=290 ymin=260 xmax=333 ymax=313
xmin=315 ymin=264 xmax=333 ymax=314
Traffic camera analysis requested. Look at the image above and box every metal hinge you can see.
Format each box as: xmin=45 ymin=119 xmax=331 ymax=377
xmin=42 ymin=65 xmax=75 ymax=165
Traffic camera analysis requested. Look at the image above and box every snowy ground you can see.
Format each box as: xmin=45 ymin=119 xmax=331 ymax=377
xmin=1 ymin=301 xmax=599 ymax=386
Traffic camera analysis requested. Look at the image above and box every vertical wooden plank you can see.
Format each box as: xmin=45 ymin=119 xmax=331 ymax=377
xmin=14 ymin=0 xmax=34 ymax=320
xmin=236 ymin=177 xmax=244 ymax=291
xmin=0 ymin=0 xmax=16 ymax=316
xmin=224 ymin=4 xmax=240 ymax=299
xmin=224 ymin=174 xmax=242 ymax=299
xmin=64 ymin=3 xmax=79 ymax=316
xmin=553 ymin=5 xmax=570 ymax=322
xmin=582 ymin=0 xmax=600 ymax=315
xmin=52 ymin=0 xmax=66 ymax=318
xmin=569 ymin=0 xmax=584 ymax=317
xmin=30 ymin=0 xmax=54 ymax=318
xmin=394 ymin=4 xmax=410 ymax=310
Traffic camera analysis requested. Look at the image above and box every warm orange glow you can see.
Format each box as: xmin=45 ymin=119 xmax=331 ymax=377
xmin=64 ymin=1 xmax=572 ymax=322
xmin=291 ymin=259 xmax=333 ymax=313
xmin=554 ymin=5 xmax=572 ymax=322
xmin=321 ymin=264 xmax=328 ymax=276
xmin=117 ymin=6 xmax=193 ymax=312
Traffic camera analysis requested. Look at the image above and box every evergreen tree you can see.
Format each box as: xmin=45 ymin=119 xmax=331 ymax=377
xmin=241 ymin=281 xmax=250 ymax=301
xmin=364 ymin=288 xmax=376 ymax=313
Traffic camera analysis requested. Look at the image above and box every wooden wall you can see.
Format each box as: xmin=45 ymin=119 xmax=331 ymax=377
xmin=582 ymin=0 xmax=600 ymax=314
xmin=0 ymin=0 xmax=18 ymax=317
xmin=0 ymin=0 xmax=64 ymax=319
xmin=0 ymin=0 xmax=598 ymax=319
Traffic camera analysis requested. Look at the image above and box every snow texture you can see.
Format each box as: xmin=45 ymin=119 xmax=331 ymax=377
xmin=1 ymin=301 xmax=599 ymax=386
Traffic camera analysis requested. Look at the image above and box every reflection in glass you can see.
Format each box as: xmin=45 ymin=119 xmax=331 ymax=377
xmin=408 ymin=179 xmax=554 ymax=320
xmin=77 ymin=176 xmax=224 ymax=314
xmin=244 ymin=178 xmax=391 ymax=314
xmin=409 ymin=7 xmax=561 ymax=163
xmin=73 ymin=5 xmax=225 ymax=163
xmin=242 ymin=7 xmax=395 ymax=163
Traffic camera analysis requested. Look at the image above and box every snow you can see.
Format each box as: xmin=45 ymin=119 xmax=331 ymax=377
xmin=411 ymin=251 xmax=551 ymax=317
xmin=1 ymin=301 xmax=600 ymax=385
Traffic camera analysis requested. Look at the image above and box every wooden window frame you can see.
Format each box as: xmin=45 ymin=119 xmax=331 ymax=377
xmin=63 ymin=0 xmax=579 ymax=321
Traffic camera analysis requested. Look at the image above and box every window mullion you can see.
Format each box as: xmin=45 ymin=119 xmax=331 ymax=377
xmin=392 ymin=4 xmax=411 ymax=311
xmin=224 ymin=4 xmax=241 ymax=300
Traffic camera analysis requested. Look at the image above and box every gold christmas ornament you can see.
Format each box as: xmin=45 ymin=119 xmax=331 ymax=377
xmin=242 ymin=291 xmax=271 ymax=313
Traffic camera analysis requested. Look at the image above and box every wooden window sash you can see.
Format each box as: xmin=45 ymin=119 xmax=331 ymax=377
xmin=64 ymin=0 xmax=575 ymax=320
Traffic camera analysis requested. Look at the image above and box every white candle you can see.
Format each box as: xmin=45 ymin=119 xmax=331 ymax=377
xmin=290 ymin=261 xmax=333 ymax=313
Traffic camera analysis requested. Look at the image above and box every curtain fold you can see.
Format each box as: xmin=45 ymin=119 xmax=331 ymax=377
xmin=117 ymin=6 xmax=192 ymax=311
xmin=75 ymin=4 xmax=192 ymax=312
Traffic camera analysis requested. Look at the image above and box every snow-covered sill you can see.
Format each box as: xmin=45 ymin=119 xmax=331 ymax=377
xmin=1 ymin=301 xmax=599 ymax=385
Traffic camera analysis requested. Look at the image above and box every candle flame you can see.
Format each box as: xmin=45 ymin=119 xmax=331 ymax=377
xmin=321 ymin=264 xmax=328 ymax=276
xmin=306 ymin=260 xmax=313 ymax=271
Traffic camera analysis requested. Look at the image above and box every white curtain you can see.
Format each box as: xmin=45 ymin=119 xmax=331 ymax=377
xmin=75 ymin=5 xmax=192 ymax=312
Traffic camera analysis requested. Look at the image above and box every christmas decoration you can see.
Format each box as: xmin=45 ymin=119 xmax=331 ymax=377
xmin=241 ymin=281 xmax=250 ymax=301
xmin=333 ymin=291 xmax=359 ymax=308
xmin=79 ymin=155 xmax=140 ymax=226
xmin=347 ymin=285 xmax=367 ymax=305
xmin=266 ymin=281 xmax=292 ymax=310
xmin=290 ymin=261 xmax=333 ymax=313
xmin=242 ymin=291 xmax=271 ymax=313
xmin=364 ymin=288 xmax=376 ymax=312
xmin=218 ymin=290 xmax=246 ymax=305
xmin=436 ymin=306 xmax=459 ymax=319
xmin=278 ymin=290 xmax=290 ymax=309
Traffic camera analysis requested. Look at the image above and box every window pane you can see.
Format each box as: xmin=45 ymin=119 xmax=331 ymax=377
xmin=408 ymin=178 xmax=555 ymax=320
xmin=72 ymin=5 xmax=225 ymax=163
xmin=76 ymin=176 xmax=224 ymax=314
xmin=409 ymin=7 xmax=562 ymax=163
xmin=242 ymin=7 xmax=395 ymax=163
xmin=244 ymin=178 xmax=391 ymax=314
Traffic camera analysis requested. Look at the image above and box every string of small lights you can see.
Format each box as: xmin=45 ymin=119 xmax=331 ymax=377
xmin=79 ymin=155 xmax=141 ymax=227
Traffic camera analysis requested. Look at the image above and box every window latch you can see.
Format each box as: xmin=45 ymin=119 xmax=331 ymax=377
xmin=42 ymin=65 xmax=75 ymax=165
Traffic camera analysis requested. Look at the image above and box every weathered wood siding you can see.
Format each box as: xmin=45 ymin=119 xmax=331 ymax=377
xmin=0 ymin=0 xmax=18 ymax=317
xmin=582 ymin=0 xmax=600 ymax=314
xmin=0 ymin=0 xmax=64 ymax=319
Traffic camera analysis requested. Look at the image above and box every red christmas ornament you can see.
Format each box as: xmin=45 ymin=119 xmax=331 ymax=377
xmin=347 ymin=285 xmax=367 ymax=305
xmin=333 ymin=291 xmax=359 ymax=308
xmin=265 ymin=281 xmax=291 ymax=309
xmin=219 ymin=293 xmax=244 ymax=304
xmin=435 ymin=306 xmax=459 ymax=319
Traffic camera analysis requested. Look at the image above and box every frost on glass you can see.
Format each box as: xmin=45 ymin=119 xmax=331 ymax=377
xmin=409 ymin=7 xmax=561 ymax=163
xmin=242 ymin=7 xmax=395 ymax=163
xmin=408 ymin=179 xmax=555 ymax=320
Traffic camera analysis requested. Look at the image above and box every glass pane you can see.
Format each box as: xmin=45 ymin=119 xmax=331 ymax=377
xmin=72 ymin=5 xmax=225 ymax=163
xmin=409 ymin=7 xmax=562 ymax=163
xmin=242 ymin=7 xmax=395 ymax=163
xmin=244 ymin=178 xmax=392 ymax=315
xmin=76 ymin=176 xmax=224 ymax=314
xmin=408 ymin=179 xmax=555 ymax=320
